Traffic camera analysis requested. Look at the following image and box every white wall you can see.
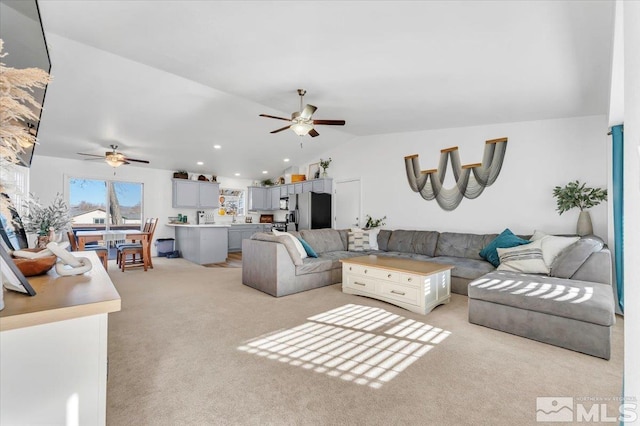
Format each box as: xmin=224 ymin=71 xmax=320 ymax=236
xmin=28 ymin=156 xmax=256 ymax=254
xmin=322 ymin=115 xmax=609 ymax=238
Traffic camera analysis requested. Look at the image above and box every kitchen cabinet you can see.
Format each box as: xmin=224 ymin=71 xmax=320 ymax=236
xmin=228 ymin=224 xmax=271 ymax=252
xmin=170 ymin=224 xmax=229 ymax=264
xmin=172 ymin=179 xmax=220 ymax=209
xmin=247 ymin=178 xmax=332 ymax=211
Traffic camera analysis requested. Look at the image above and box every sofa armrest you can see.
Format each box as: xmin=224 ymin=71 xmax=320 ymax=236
xmin=242 ymin=239 xmax=298 ymax=297
xmin=571 ymin=249 xmax=612 ymax=286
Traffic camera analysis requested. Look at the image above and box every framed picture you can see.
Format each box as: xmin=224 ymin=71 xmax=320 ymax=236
xmin=0 ymin=244 xmax=36 ymax=296
xmin=308 ymin=163 xmax=320 ymax=180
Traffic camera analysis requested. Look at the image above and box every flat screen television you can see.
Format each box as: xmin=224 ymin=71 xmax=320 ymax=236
xmin=0 ymin=0 xmax=51 ymax=167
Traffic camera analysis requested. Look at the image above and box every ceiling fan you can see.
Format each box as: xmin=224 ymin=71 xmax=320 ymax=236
xmin=77 ymin=145 xmax=150 ymax=168
xmin=260 ymin=89 xmax=345 ymax=137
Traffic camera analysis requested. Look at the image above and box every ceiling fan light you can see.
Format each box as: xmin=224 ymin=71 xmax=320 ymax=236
xmin=105 ymin=157 xmax=125 ymax=167
xmin=291 ymin=122 xmax=313 ymax=136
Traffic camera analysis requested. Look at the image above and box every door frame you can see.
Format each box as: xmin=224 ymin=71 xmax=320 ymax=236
xmin=333 ymin=177 xmax=362 ymax=229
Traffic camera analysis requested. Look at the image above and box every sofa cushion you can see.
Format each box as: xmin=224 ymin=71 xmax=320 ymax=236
xmin=386 ymin=230 xmax=416 ymax=253
xmin=295 ymin=257 xmax=335 ymax=276
xmin=550 ymin=236 xmax=605 ymax=279
xmin=435 ymin=232 xmax=498 ymax=260
xmin=411 ymin=230 xmax=439 ymax=257
xmin=377 ymin=229 xmax=392 ymax=251
xmin=299 ymin=229 xmax=345 ymax=254
xmin=497 ymin=239 xmax=549 ymax=274
xmin=468 ymin=271 xmax=615 ymax=326
xmin=319 ymin=250 xmax=377 ymax=270
xmin=427 ymin=256 xmax=495 ymax=280
xmin=479 ymin=229 xmax=530 ymax=267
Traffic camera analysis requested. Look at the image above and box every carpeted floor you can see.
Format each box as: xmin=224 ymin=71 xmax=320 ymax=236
xmin=106 ymin=257 xmax=624 ymax=425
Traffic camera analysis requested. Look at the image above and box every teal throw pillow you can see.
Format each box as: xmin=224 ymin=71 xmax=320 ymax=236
xmin=479 ymin=228 xmax=530 ymax=267
xmin=298 ymin=237 xmax=318 ymax=258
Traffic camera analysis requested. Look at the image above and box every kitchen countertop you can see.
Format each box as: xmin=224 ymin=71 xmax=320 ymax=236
xmin=166 ymin=223 xmax=230 ymax=228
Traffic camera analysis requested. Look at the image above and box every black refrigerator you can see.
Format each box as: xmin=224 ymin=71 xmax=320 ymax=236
xmin=294 ymin=193 xmax=332 ymax=230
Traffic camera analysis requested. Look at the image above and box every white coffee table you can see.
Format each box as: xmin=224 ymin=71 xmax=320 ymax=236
xmin=340 ymin=255 xmax=453 ymax=315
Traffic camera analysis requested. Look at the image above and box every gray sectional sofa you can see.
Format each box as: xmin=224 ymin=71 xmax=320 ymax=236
xmin=242 ymin=228 xmax=615 ymax=359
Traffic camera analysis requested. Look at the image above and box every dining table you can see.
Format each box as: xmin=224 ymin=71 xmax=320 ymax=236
xmin=75 ymin=230 xmax=152 ymax=271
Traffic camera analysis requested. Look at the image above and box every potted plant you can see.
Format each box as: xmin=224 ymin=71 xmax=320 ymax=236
xmin=173 ymin=170 xmax=189 ymax=179
xmin=364 ymin=215 xmax=386 ymax=229
xmin=552 ymin=180 xmax=607 ymax=236
xmin=319 ymin=158 xmax=332 ymax=177
xmin=21 ymin=193 xmax=72 ymax=247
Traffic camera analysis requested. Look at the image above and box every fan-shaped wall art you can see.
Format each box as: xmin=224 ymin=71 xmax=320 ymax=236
xmin=404 ymin=137 xmax=508 ymax=211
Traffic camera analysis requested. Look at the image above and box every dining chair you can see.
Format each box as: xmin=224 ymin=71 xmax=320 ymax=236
xmin=116 ymin=218 xmax=153 ymax=267
xmin=117 ymin=218 xmax=158 ymax=272
xmin=67 ymin=230 xmax=109 ymax=270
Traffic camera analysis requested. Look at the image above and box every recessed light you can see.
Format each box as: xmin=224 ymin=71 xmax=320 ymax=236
xmin=213 ymin=145 xmax=221 ymax=149
xmin=234 ymin=173 xmax=240 ymax=176
xmin=284 ymin=158 xmax=290 ymax=162
xmin=262 ymin=170 xmax=268 ymax=174
xmin=196 ymin=161 xmax=203 ymax=165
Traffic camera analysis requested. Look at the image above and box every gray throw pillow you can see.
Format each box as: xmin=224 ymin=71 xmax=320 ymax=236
xmin=550 ymin=236 xmax=604 ymax=279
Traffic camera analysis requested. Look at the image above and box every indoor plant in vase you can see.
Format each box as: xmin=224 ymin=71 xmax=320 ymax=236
xmin=552 ymin=180 xmax=607 ymax=236
xmin=319 ymin=158 xmax=332 ymax=177
xmin=22 ymin=193 xmax=72 ymax=247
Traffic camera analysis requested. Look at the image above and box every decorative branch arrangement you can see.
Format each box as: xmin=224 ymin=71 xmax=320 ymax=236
xmin=552 ymin=180 xmax=607 ymax=215
xmin=404 ymin=137 xmax=508 ymax=211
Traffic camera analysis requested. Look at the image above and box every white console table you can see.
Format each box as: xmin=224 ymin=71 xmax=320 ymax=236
xmin=341 ymin=255 xmax=452 ymax=315
xmin=0 ymin=251 xmax=121 ymax=425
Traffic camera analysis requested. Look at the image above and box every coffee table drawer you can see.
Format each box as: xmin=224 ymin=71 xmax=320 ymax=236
xmin=344 ymin=264 xmax=400 ymax=282
xmin=379 ymin=282 xmax=419 ymax=306
xmin=400 ymin=272 xmax=425 ymax=288
xmin=344 ymin=274 xmax=377 ymax=293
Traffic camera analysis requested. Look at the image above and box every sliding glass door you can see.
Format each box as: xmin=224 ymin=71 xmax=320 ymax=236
xmin=68 ymin=178 xmax=143 ymax=230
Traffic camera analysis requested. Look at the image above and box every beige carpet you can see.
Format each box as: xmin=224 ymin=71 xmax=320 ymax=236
xmin=106 ymin=257 xmax=623 ymax=425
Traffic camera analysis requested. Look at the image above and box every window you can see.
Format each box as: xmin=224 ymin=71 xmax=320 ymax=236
xmin=68 ymin=177 xmax=143 ymax=230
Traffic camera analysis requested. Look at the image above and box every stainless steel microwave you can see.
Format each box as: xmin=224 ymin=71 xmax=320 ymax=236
xmin=279 ymin=197 xmax=289 ymax=210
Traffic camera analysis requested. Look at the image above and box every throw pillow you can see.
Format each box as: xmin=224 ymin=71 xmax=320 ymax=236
xmin=367 ymin=228 xmax=381 ymax=250
xmin=348 ymin=230 xmax=370 ymax=251
xmin=529 ymin=230 xmax=580 ymax=267
xmin=272 ymin=229 xmax=307 ymax=259
xmin=298 ymin=237 xmax=318 ymax=258
xmin=479 ymin=228 xmax=530 ymax=267
xmin=496 ymin=239 xmax=549 ymax=274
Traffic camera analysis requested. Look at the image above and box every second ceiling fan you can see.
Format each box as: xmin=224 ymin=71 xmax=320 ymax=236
xmin=260 ymin=89 xmax=345 ymax=137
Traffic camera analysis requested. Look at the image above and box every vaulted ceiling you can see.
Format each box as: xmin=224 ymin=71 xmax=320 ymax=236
xmin=10 ymin=1 xmax=617 ymax=178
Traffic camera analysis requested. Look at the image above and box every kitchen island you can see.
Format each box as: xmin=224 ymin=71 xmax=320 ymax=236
xmin=166 ymin=223 xmax=230 ymax=264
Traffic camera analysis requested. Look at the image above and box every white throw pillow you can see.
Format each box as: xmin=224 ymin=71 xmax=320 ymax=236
xmin=497 ymin=239 xmax=549 ymax=274
xmin=529 ymin=230 xmax=579 ymax=267
xmin=348 ymin=230 xmax=370 ymax=251
xmin=272 ymin=229 xmax=307 ymax=259
xmin=367 ymin=228 xmax=381 ymax=250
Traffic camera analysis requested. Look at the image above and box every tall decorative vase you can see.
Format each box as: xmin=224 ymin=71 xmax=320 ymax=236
xmin=322 ymin=169 xmax=328 ymax=178
xmin=576 ymin=210 xmax=593 ymax=236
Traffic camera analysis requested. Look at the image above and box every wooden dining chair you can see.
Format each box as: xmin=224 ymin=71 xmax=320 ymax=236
xmin=116 ymin=218 xmax=153 ymax=267
xmin=118 ymin=218 xmax=158 ymax=272
xmin=67 ymin=230 xmax=109 ymax=270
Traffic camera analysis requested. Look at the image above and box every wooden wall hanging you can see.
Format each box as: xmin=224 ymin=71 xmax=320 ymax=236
xmin=404 ymin=137 xmax=508 ymax=211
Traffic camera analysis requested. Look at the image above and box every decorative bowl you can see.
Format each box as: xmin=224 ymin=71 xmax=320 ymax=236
xmin=12 ymin=248 xmax=57 ymax=277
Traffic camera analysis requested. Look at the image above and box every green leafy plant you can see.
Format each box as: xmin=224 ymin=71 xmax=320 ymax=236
xmin=319 ymin=158 xmax=332 ymax=171
xmin=261 ymin=178 xmax=274 ymax=186
xmin=22 ymin=193 xmax=72 ymax=235
xmin=552 ymin=180 xmax=607 ymax=215
xmin=365 ymin=215 xmax=386 ymax=229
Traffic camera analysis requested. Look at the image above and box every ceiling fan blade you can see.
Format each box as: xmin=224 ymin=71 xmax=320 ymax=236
xmin=83 ymin=158 xmax=104 ymax=161
xmin=123 ymin=157 xmax=150 ymax=164
xmin=259 ymin=114 xmax=291 ymax=122
xmin=309 ymin=129 xmax=319 ymax=137
xmin=270 ymin=125 xmax=292 ymax=134
xmin=313 ymin=119 xmax=345 ymax=126
xmin=300 ymin=104 xmax=317 ymax=120
xmin=77 ymin=152 xmax=104 ymax=158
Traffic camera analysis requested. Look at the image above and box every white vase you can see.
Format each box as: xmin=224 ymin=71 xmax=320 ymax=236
xmin=576 ymin=210 xmax=593 ymax=236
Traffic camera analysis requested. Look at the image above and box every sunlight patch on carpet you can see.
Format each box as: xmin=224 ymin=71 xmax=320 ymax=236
xmin=238 ymin=304 xmax=451 ymax=389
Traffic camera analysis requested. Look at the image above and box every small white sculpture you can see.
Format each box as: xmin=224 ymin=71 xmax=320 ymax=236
xmin=46 ymin=242 xmax=92 ymax=276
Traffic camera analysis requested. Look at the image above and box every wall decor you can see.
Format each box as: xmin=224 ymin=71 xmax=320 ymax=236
xmin=404 ymin=137 xmax=508 ymax=211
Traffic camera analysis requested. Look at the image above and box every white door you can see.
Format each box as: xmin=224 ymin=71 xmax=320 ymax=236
xmin=334 ymin=179 xmax=361 ymax=229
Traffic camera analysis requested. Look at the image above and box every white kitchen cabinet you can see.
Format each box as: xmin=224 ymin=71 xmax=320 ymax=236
xmin=247 ymin=187 xmax=268 ymax=211
xmin=269 ymin=187 xmax=281 ymax=210
xmin=172 ymin=179 xmax=220 ymax=209
xmin=247 ymin=179 xmax=332 ymax=211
